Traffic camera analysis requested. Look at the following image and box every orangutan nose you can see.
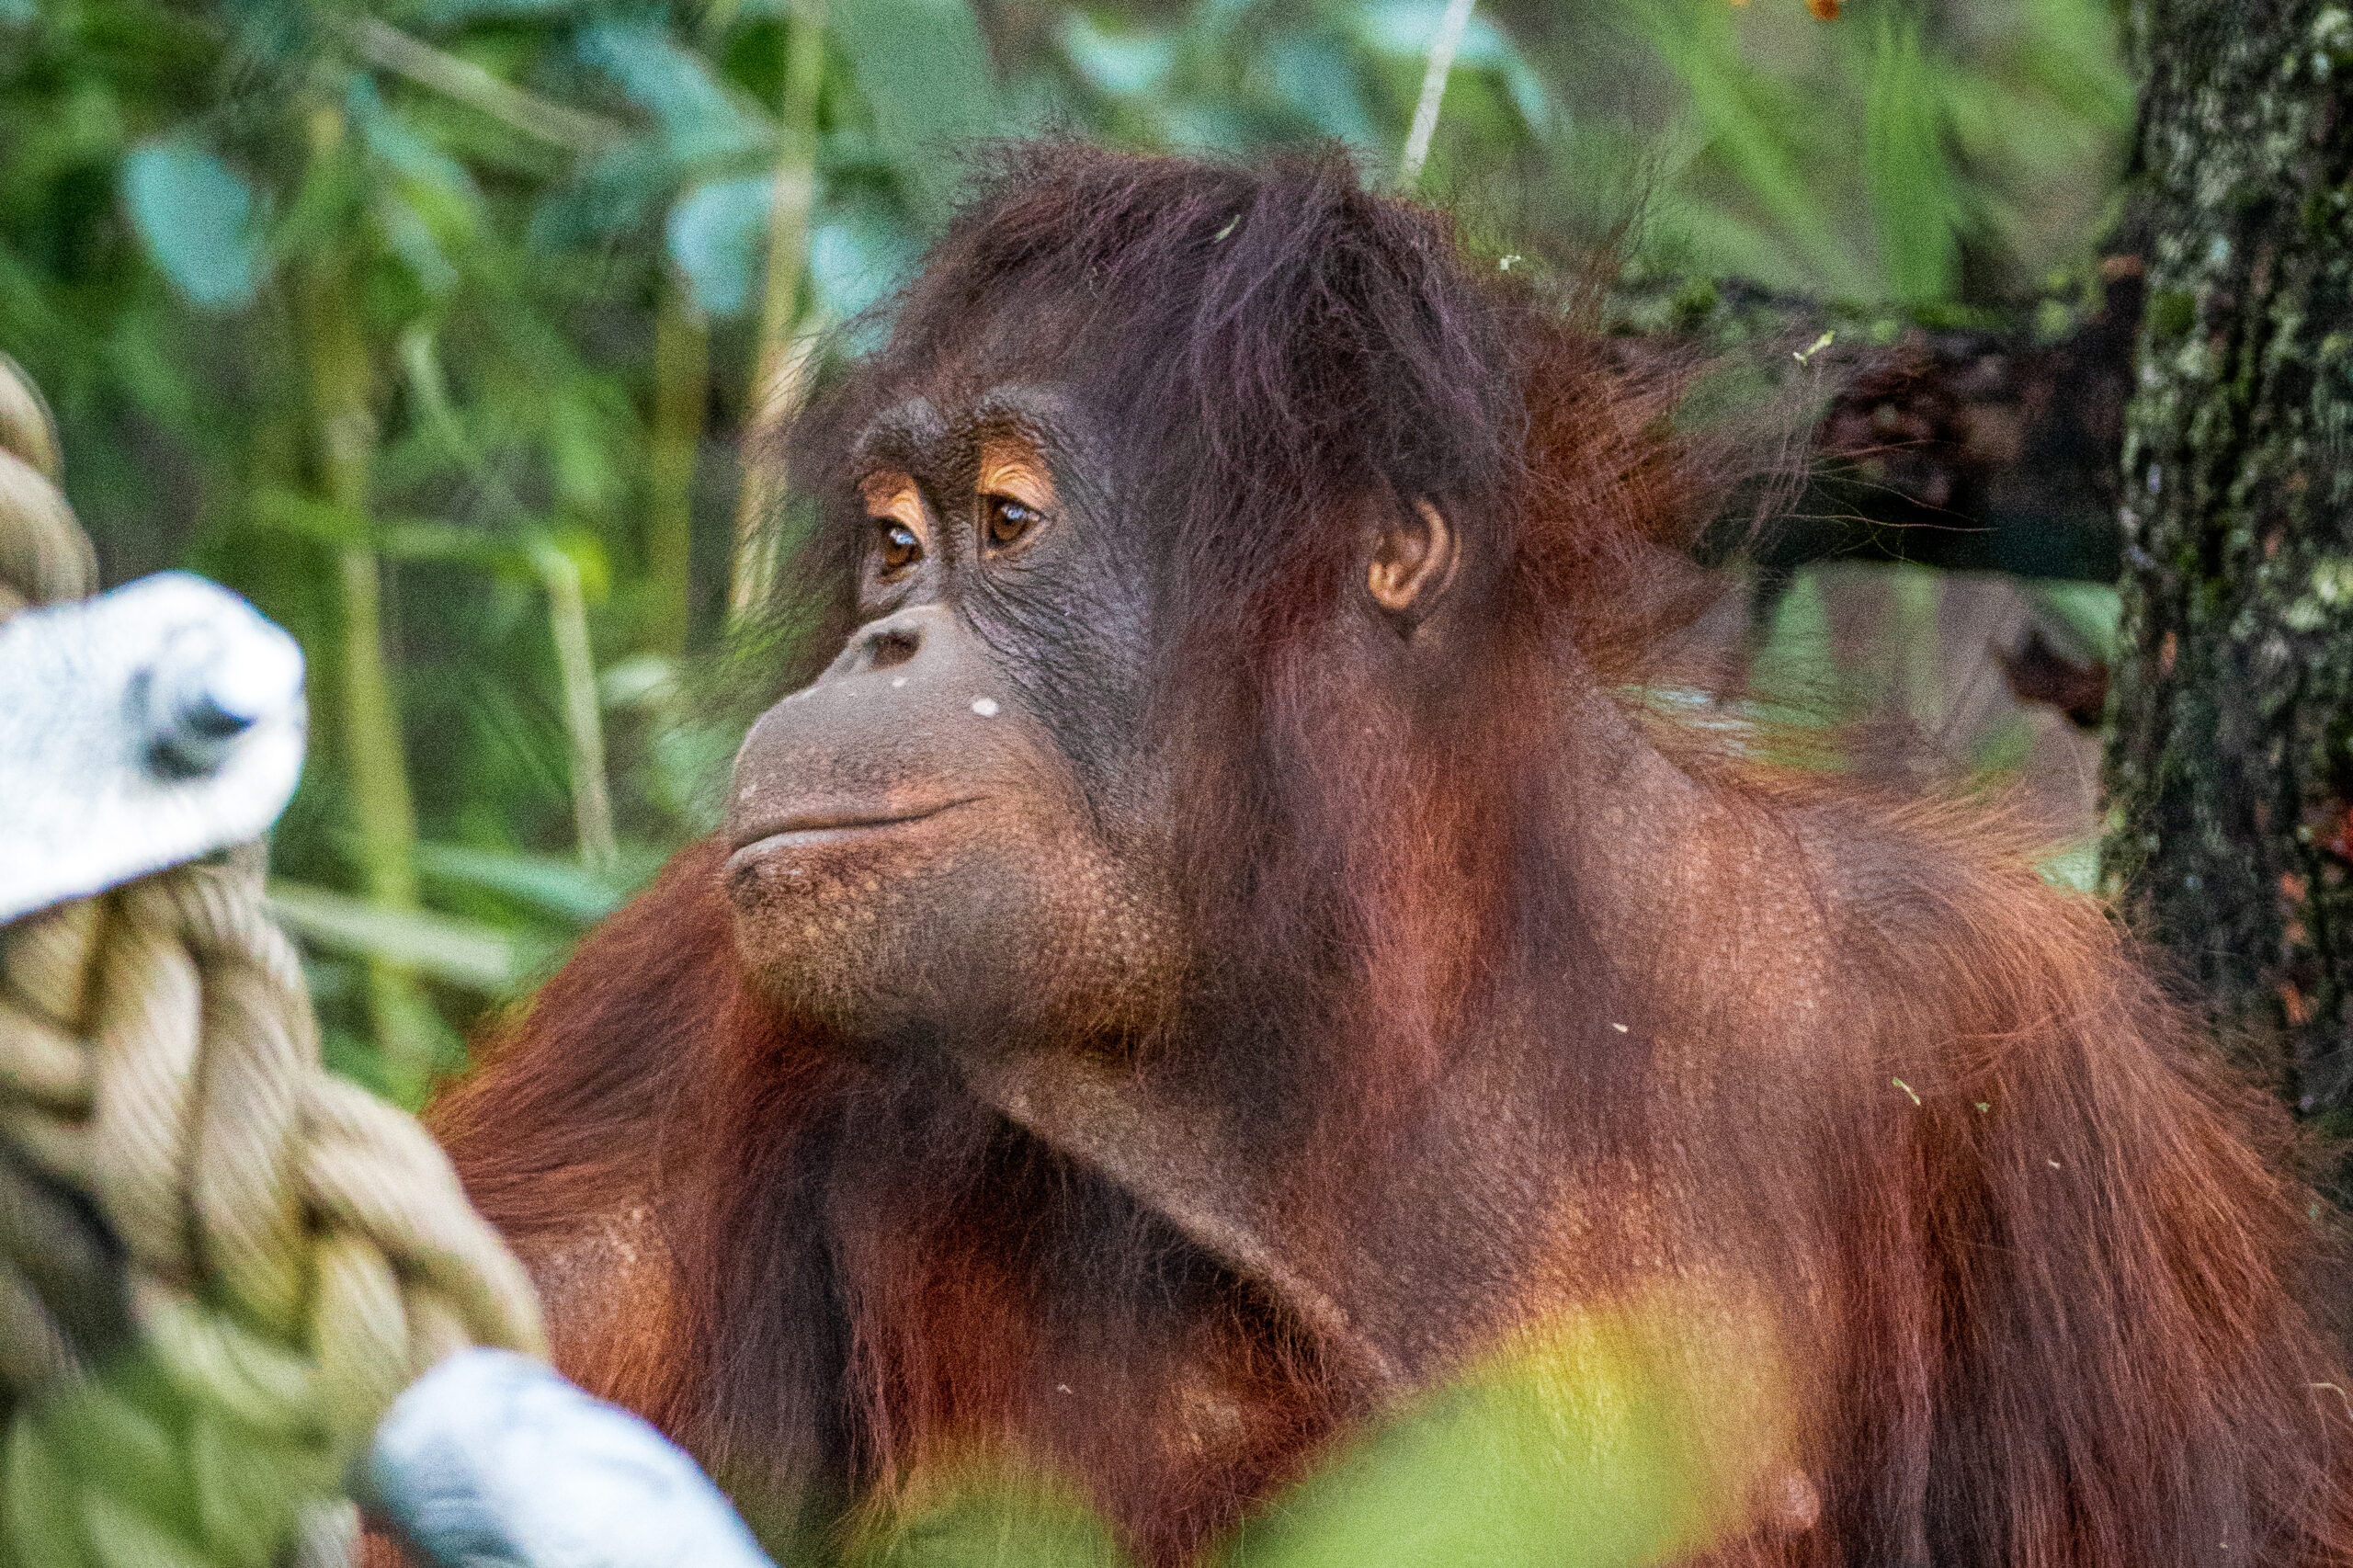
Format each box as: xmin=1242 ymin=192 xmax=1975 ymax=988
xmin=725 ymin=597 xmax=1033 ymax=858
xmin=820 ymin=604 xmax=945 ymax=683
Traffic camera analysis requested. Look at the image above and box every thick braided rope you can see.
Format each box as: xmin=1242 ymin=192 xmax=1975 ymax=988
xmin=0 ymin=357 xmax=544 ymax=1568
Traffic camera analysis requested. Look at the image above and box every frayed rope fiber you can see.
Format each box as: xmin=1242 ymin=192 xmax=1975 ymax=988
xmin=0 ymin=354 xmax=543 ymax=1568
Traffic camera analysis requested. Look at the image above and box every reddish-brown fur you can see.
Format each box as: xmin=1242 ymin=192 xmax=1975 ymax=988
xmin=425 ymin=147 xmax=2353 ymax=1567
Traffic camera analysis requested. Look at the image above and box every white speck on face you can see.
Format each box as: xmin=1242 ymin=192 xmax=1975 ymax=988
xmin=1610 ymin=1022 xmax=1629 ymax=1033
xmin=972 ymin=698 xmax=1000 ymax=717
xmin=892 ymin=676 xmax=908 ymax=688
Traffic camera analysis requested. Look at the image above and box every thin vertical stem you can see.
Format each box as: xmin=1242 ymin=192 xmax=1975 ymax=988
xmin=328 ymin=539 xmax=420 ymax=924
xmin=728 ymin=313 xmax=828 ymax=624
xmin=533 ymin=538 xmax=619 ymax=873
xmin=753 ymin=0 xmax=827 ymax=401
xmin=648 ymin=287 xmax=709 ymax=656
xmin=730 ymin=0 xmax=827 ymax=623
xmin=1397 ymin=0 xmax=1478 ymax=191
xmin=300 ymin=109 xmax=433 ymax=1099
xmin=298 ymin=107 xmax=435 ymax=1099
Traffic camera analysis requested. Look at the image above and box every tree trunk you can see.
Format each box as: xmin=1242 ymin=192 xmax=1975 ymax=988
xmin=2102 ymin=0 xmax=2353 ymax=1127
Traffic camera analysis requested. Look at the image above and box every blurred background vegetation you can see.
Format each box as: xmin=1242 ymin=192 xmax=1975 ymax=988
xmin=0 ymin=0 xmax=2136 ymax=1105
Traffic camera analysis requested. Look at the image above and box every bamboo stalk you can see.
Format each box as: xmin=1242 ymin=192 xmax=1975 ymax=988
xmin=1397 ymin=0 xmax=1478 ymax=190
xmin=648 ymin=288 xmax=709 ymax=656
xmin=299 ymin=107 xmax=437 ymax=1102
xmin=532 ymin=538 xmax=620 ymax=873
xmin=729 ymin=0 xmax=827 ymax=623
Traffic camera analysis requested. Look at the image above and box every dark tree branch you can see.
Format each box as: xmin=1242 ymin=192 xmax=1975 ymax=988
xmin=1608 ymin=267 xmax=2143 ymax=584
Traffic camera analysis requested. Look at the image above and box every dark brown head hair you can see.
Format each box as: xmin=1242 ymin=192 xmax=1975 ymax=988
xmin=772 ymin=142 xmax=1713 ymax=686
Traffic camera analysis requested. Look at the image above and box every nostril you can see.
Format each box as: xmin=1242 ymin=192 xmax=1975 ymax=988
xmin=867 ymin=628 xmax=920 ymax=672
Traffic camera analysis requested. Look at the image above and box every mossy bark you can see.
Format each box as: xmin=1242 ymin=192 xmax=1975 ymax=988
xmin=2102 ymin=0 xmax=2353 ymax=1123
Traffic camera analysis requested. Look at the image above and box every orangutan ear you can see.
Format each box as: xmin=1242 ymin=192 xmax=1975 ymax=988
xmin=1366 ymin=497 xmax=1459 ymax=631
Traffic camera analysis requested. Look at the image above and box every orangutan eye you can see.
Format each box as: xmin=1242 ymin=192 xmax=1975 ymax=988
xmin=877 ymin=520 xmax=922 ymax=573
xmin=984 ymin=495 xmax=1037 ymax=550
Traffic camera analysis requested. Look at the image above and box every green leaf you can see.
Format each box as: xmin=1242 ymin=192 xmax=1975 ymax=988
xmin=529 ymin=138 xmax=683 ymax=251
xmin=348 ymin=74 xmax=480 ymax=208
xmin=80 ymin=1490 xmax=212 ymax=1568
xmin=668 ymin=176 xmax=772 ymax=318
xmin=840 ymin=1313 xmax=1731 ymax=1568
xmin=119 ymin=142 xmax=275 ymax=312
xmin=348 ymin=80 xmax=483 ymax=298
xmin=830 ymin=0 xmax=1003 ymax=215
xmin=540 ymin=522 xmax=612 ymax=601
xmin=248 ymin=487 xmax=369 ymax=546
xmin=847 ymin=1468 xmax=1131 ymax=1568
xmin=578 ymin=20 xmax=767 ymax=155
xmin=2038 ymin=839 xmax=2100 ymax=893
xmin=1356 ymin=2 xmax=1518 ymax=70
xmin=1633 ymin=0 xmax=1870 ymax=299
xmin=415 ymin=0 xmax=585 ymax=20
xmin=1355 ymin=0 xmax=1552 ymax=136
xmin=267 ymin=881 xmax=539 ymax=993
xmin=1228 ymin=1329 xmax=1724 ymax=1568
xmin=377 ymin=191 xmax=460 ymax=296
xmin=414 ymin=841 xmax=646 ymax=926
xmin=531 ymin=23 xmax=771 ymax=251
xmin=372 ymin=517 xmax=519 ymax=569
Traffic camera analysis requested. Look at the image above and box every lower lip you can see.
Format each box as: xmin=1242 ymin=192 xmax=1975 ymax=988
xmin=725 ymin=801 xmax=974 ymax=870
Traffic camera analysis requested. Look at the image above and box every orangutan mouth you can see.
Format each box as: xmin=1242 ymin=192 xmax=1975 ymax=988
xmin=727 ymin=799 xmax=980 ymax=863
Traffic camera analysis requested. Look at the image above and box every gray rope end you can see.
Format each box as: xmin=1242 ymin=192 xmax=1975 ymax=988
xmin=361 ymin=1349 xmax=777 ymax=1568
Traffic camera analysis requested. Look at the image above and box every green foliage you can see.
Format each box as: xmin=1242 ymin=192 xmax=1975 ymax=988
xmin=1862 ymin=12 xmax=1964 ymax=301
xmin=0 ymin=0 xmax=2134 ymax=1101
xmin=1607 ymin=0 xmax=2132 ymax=300
xmin=5 ymin=1347 xmax=344 ymax=1568
xmin=831 ymin=1303 xmax=1770 ymax=1568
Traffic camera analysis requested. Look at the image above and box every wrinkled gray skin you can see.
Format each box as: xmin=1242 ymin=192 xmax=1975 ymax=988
xmin=721 ymin=381 xmax=1449 ymax=1060
xmin=721 ymin=389 xmax=1185 ymax=1054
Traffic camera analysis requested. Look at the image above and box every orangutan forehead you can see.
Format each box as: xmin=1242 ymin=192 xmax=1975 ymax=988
xmin=849 ymin=386 xmax=1082 ymax=477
